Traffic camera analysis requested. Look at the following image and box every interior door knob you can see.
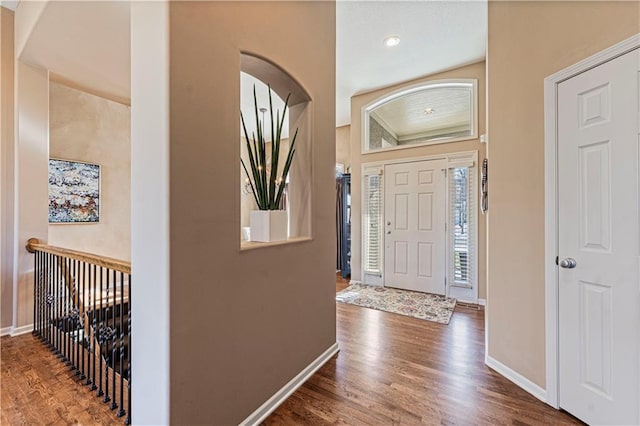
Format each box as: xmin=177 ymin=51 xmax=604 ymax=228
xmin=559 ymin=258 xmax=577 ymax=269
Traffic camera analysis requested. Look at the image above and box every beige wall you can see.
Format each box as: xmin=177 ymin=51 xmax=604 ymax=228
xmin=168 ymin=2 xmax=336 ymax=423
xmin=487 ymin=1 xmax=639 ymax=388
xmin=48 ymin=82 xmax=131 ymax=260
xmin=0 ymin=7 xmax=15 ymax=330
xmin=350 ymin=61 xmax=487 ymax=299
xmin=336 ymin=124 xmax=351 ymax=171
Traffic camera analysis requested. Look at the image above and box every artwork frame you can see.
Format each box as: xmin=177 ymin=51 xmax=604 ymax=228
xmin=48 ymin=158 xmax=101 ymax=224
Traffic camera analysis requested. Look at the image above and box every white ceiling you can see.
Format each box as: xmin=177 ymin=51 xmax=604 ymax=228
xmin=18 ymin=1 xmax=487 ymax=128
xmin=336 ymin=0 xmax=487 ymax=126
xmin=373 ymin=85 xmax=471 ymax=137
xmin=19 ymin=1 xmax=130 ymax=104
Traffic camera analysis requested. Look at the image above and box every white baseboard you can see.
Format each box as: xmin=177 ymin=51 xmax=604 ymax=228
xmin=486 ymin=355 xmax=546 ymax=402
xmin=240 ymin=342 xmax=340 ymax=425
xmin=349 ymin=279 xmax=362 ymax=285
xmin=0 ymin=326 xmax=12 ymax=337
xmin=453 ymin=298 xmax=486 ymax=307
xmin=10 ymin=324 xmax=34 ymax=337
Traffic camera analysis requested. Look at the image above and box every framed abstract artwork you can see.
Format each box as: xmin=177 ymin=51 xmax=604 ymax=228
xmin=48 ymin=158 xmax=101 ymax=223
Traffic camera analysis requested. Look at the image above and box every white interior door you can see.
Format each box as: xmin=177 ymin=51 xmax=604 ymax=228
xmin=558 ymin=48 xmax=639 ymax=425
xmin=384 ymin=159 xmax=446 ymax=294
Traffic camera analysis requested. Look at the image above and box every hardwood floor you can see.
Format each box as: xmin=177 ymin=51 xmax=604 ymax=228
xmin=1 ymin=274 xmax=581 ymax=425
xmin=336 ymin=274 xmax=350 ymax=292
xmin=266 ymin=274 xmax=582 ymax=425
xmin=1 ymin=333 xmax=122 ymax=425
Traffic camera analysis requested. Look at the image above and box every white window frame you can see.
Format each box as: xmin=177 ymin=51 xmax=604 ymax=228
xmin=361 ymin=79 xmax=478 ymax=155
xmin=360 ymin=151 xmax=479 ymax=302
xmin=446 ymin=159 xmax=478 ymax=304
xmin=361 ymin=164 xmax=384 ymax=285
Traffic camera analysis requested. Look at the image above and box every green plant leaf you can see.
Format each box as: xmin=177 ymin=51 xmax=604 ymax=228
xmin=275 ymin=148 xmax=295 ymax=208
xmin=255 ymin=85 xmax=270 ymax=209
xmin=241 ymin=159 xmax=259 ymax=207
xmin=275 ymin=127 xmax=298 ymax=207
xmin=268 ymin=86 xmax=277 ymax=208
xmin=241 ymin=111 xmax=264 ymax=209
xmin=251 ymin=131 xmax=265 ymax=209
xmin=241 ymin=84 xmax=297 ymax=211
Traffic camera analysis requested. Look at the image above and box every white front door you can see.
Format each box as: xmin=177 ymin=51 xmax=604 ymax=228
xmin=384 ymin=159 xmax=446 ymax=294
xmin=558 ymin=48 xmax=639 ymax=425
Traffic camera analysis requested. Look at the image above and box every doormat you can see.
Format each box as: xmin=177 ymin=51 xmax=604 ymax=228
xmin=336 ymin=284 xmax=456 ymax=324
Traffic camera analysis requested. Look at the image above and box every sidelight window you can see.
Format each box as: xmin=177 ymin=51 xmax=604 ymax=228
xmin=362 ymin=166 xmax=384 ymax=284
xmin=448 ymin=166 xmax=475 ymax=287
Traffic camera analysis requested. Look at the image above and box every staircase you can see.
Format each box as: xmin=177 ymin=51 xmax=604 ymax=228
xmin=27 ymin=238 xmax=132 ymax=425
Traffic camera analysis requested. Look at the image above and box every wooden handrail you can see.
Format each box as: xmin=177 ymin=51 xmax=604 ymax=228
xmin=26 ymin=238 xmax=131 ymax=274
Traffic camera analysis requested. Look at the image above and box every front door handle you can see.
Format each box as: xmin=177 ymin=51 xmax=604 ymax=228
xmin=559 ymin=258 xmax=577 ymax=269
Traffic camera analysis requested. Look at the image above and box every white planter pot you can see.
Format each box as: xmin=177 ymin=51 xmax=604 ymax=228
xmin=250 ymin=210 xmax=288 ymax=242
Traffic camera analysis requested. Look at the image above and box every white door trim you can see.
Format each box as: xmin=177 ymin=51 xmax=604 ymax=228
xmin=362 ymin=150 xmax=478 ymax=302
xmin=360 ymin=150 xmax=478 ymax=169
xmin=543 ymin=33 xmax=640 ymax=409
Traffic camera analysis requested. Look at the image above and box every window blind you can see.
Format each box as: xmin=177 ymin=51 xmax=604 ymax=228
xmin=449 ymin=166 xmax=476 ymax=288
xmin=363 ymin=169 xmax=383 ymax=276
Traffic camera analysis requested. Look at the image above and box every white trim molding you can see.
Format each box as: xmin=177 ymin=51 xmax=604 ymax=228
xmin=543 ymin=33 xmax=640 ymax=410
xmin=240 ymin=342 xmax=339 ymax=426
xmin=361 ymin=79 xmax=479 ymax=155
xmin=361 ymin=150 xmax=479 ymax=301
xmin=1 ymin=324 xmax=35 ymax=337
xmin=10 ymin=323 xmax=33 ymax=337
xmin=361 ymin=164 xmax=385 ymax=286
xmin=486 ymin=356 xmax=547 ymax=403
xmin=361 ymin=150 xmax=478 ymax=170
xmin=453 ymin=298 xmax=484 ymax=308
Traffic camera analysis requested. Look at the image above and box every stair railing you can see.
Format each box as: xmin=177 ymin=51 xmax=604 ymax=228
xmin=26 ymin=238 xmax=132 ymax=425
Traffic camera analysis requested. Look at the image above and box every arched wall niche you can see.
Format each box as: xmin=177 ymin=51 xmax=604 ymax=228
xmin=241 ymin=53 xmax=311 ymax=106
xmin=240 ymin=52 xmax=313 ymax=243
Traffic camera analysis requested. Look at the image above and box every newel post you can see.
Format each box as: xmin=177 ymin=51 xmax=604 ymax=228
xmin=26 ymin=238 xmax=41 ymax=253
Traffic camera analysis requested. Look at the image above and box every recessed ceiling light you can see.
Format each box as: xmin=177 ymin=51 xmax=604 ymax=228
xmin=383 ymin=35 xmax=400 ymax=47
xmin=424 ymin=108 xmax=435 ymax=115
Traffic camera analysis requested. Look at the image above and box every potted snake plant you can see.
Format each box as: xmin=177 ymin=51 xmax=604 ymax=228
xmin=241 ymin=85 xmax=298 ymax=242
